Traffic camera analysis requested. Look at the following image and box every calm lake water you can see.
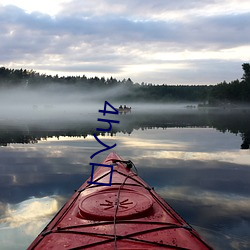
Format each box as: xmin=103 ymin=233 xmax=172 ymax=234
xmin=0 ymin=104 xmax=250 ymax=249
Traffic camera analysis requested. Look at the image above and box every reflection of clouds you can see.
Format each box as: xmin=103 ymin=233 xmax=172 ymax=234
xmin=0 ymin=196 xmax=59 ymax=230
xmin=117 ymin=129 xmax=188 ymax=150
xmin=104 ymin=128 xmax=250 ymax=166
xmin=157 ymin=186 xmax=250 ymax=216
xmin=116 ymin=127 xmax=243 ymax=152
xmin=153 ymin=150 xmax=250 ymax=166
xmin=0 ymin=202 xmax=7 ymax=218
xmin=5 ymin=128 xmax=245 ymax=171
xmin=120 ymin=138 xmax=185 ymax=150
xmin=5 ymin=142 xmax=92 ymax=176
xmin=0 ymin=196 xmax=61 ymax=250
xmin=0 ymin=127 xmax=249 ymax=249
xmin=157 ymin=186 xmax=250 ymax=249
xmin=194 ymin=223 xmax=250 ymax=250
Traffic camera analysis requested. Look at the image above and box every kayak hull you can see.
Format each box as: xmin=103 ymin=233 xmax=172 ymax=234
xmin=28 ymin=152 xmax=212 ymax=249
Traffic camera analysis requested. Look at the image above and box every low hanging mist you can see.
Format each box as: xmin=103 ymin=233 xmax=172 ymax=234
xmin=0 ymin=84 xmax=127 ymax=123
xmin=0 ymin=84 xmax=196 ymax=124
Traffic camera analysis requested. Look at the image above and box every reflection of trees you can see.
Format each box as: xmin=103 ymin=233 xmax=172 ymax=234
xmin=0 ymin=109 xmax=250 ymax=149
xmin=0 ymin=122 xmax=98 ymax=146
xmin=241 ymin=134 xmax=250 ymax=149
xmin=200 ymin=109 xmax=250 ymax=149
xmin=0 ymin=133 xmax=38 ymax=146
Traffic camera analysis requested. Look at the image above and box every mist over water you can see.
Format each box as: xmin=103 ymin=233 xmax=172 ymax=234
xmin=0 ymin=84 xmax=197 ymax=124
xmin=1 ymin=84 xmax=250 ymax=149
xmin=0 ymin=85 xmax=101 ymax=122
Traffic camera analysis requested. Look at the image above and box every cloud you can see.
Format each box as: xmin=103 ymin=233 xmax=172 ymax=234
xmin=0 ymin=1 xmax=250 ymax=84
xmin=58 ymin=0 xmax=241 ymax=19
xmin=5 ymin=5 xmax=247 ymax=49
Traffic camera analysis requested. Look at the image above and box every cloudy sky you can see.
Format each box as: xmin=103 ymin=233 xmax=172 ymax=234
xmin=0 ymin=0 xmax=250 ymax=85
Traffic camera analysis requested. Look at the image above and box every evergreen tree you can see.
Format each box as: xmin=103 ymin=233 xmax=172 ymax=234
xmin=242 ymin=63 xmax=250 ymax=83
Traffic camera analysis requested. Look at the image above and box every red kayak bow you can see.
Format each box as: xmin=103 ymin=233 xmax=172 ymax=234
xmin=28 ymin=152 xmax=213 ymax=249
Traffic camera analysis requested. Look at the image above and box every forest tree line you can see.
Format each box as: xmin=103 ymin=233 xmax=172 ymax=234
xmin=0 ymin=63 xmax=249 ymax=104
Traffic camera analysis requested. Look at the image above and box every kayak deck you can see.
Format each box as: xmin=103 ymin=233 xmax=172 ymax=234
xmin=28 ymin=152 xmax=213 ymax=249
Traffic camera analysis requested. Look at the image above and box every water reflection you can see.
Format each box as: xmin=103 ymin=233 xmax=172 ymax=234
xmin=0 ymin=196 xmax=62 ymax=250
xmin=0 ymin=108 xmax=250 ymax=249
xmin=0 ymin=196 xmax=59 ymax=228
xmin=0 ymin=107 xmax=250 ymax=149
